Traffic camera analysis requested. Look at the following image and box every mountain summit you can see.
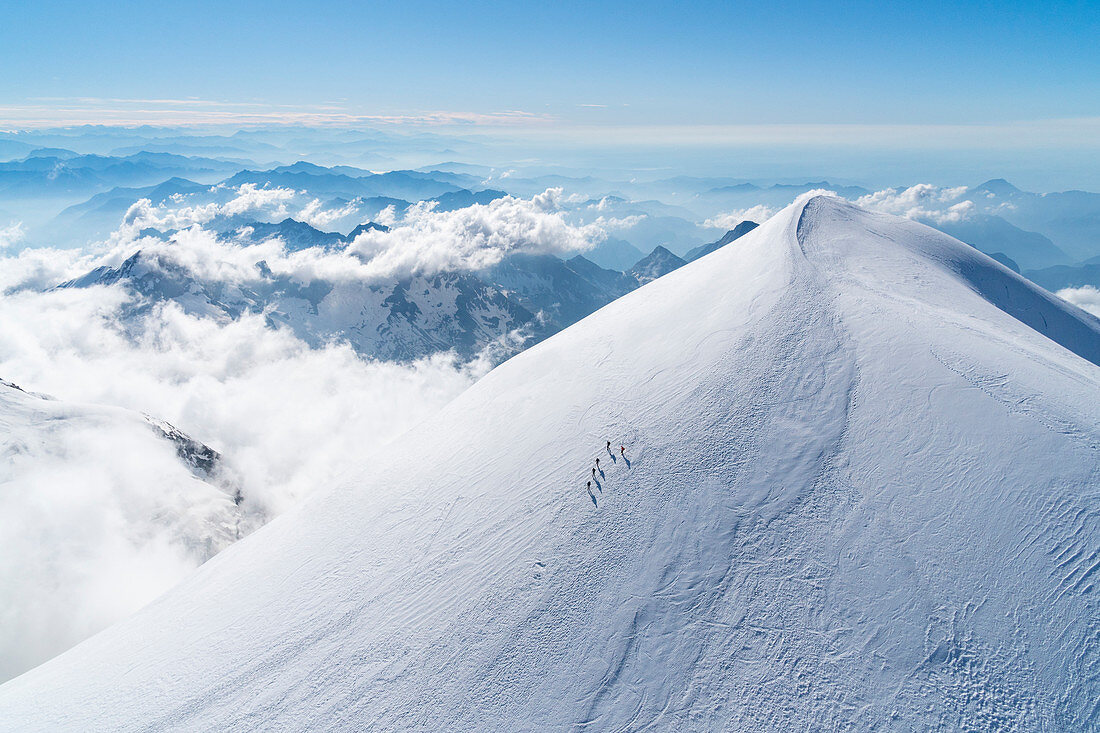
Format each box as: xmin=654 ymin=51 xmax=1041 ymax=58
xmin=684 ymin=219 xmax=759 ymax=261
xmin=3 ymin=195 xmax=1099 ymax=729
xmin=628 ymin=244 xmax=687 ymax=284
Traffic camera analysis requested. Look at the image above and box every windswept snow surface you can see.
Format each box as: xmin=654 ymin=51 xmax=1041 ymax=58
xmin=3 ymin=195 xmax=1100 ymax=730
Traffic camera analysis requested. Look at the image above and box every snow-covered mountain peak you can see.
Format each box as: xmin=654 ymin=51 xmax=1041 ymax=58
xmin=794 ymin=194 xmax=1100 ymax=366
xmin=3 ymin=194 xmax=1099 ymax=729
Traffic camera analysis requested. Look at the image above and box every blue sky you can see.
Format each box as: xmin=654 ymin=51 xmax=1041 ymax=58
xmin=2 ymin=0 xmax=1099 ymax=185
xmin=3 ymin=0 xmax=1097 ymax=127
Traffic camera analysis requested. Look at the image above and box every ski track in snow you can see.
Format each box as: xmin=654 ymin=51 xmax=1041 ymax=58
xmin=2 ymin=195 xmax=1100 ymax=730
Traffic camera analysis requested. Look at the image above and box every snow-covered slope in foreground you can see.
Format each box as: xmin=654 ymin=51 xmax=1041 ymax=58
xmin=4 ymin=195 xmax=1100 ymax=730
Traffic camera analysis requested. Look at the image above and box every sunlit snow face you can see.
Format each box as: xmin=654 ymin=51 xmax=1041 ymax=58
xmin=3 ymin=167 xmax=1093 ymax=688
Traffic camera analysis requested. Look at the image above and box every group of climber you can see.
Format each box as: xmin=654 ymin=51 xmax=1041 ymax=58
xmin=586 ymin=440 xmax=626 ymax=494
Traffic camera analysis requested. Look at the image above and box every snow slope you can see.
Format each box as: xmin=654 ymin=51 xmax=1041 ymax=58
xmin=4 ymin=195 xmax=1100 ymax=729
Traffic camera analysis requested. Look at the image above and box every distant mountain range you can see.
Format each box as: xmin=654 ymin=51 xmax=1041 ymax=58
xmin=932 ymin=213 xmax=1070 ymax=271
xmin=59 ymin=221 xmax=760 ymax=363
xmin=1025 ymin=262 xmax=1100 ymax=291
xmin=0 ymin=151 xmax=248 ymax=199
xmin=10 ymin=152 xmax=1100 ymax=283
xmin=221 ymin=167 xmax=468 ymax=201
xmin=42 ymin=172 xmax=507 ymax=248
xmin=964 ymin=179 xmax=1100 ymax=263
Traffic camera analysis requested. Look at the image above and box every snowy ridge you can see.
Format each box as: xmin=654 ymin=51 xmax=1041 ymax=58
xmin=3 ymin=195 xmax=1100 ymax=729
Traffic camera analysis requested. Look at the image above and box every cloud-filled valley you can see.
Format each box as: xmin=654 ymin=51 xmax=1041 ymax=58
xmin=0 ymin=276 xmax=489 ymax=680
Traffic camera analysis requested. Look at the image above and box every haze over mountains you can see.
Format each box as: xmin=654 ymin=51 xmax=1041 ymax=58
xmin=5 ymin=132 xmax=1099 ymax=287
xmin=3 ymin=195 xmax=1098 ymax=729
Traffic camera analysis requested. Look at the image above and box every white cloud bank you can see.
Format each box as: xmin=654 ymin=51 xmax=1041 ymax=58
xmin=1057 ymin=285 xmax=1100 ymax=318
xmin=0 ymin=222 xmax=25 ymax=250
xmin=703 ymin=204 xmax=777 ymax=230
xmin=855 ymin=184 xmax=976 ymax=224
xmin=107 ymin=184 xmax=623 ymax=284
xmin=0 ymin=379 xmax=244 ymax=682
xmin=347 ymin=189 xmax=617 ymax=277
xmin=120 ymin=182 xmax=298 ymax=232
xmin=0 ymin=281 xmax=487 ymax=682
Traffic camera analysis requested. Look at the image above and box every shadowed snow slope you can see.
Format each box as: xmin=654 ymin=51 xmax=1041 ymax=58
xmin=4 ymin=195 xmax=1100 ymax=730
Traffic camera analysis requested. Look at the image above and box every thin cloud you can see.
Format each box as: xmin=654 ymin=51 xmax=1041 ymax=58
xmin=0 ymin=222 xmax=25 ymax=250
xmin=504 ymin=119 xmax=1100 ymax=150
xmin=0 ymin=98 xmax=554 ymax=129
